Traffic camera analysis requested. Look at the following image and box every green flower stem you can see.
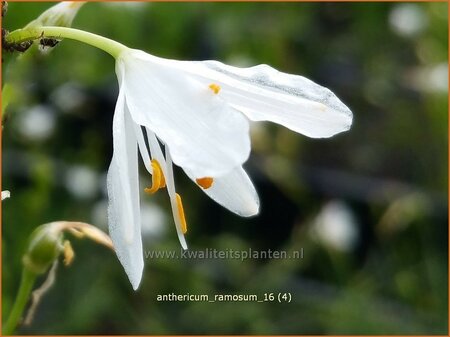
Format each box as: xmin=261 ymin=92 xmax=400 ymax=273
xmin=5 ymin=26 xmax=127 ymax=58
xmin=3 ymin=269 xmax=37 ymax=335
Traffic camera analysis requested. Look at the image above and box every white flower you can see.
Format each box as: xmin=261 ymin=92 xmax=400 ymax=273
xmin=311 ymin=200 xmax=359 ymax=252
xmin=25 ymin=2 xmax=85 ymax=29
xmin=2 ymin=190 xmax=11 ymax=201
xmin=108 ymin=48 xmax=353 ymax=289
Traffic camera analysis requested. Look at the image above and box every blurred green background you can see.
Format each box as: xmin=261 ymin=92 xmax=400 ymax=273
xmin=2 ymin=1 xmax=448 ymax=335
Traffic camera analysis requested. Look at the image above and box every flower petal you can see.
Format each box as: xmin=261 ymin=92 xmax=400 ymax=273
xmin=185 ymin=166 xmax=260 ymax=217
xmin=117 ymin=50 xmax=251 ymax=178
xmin=177 ymin=60 xmax=353 ymax=138
xmin=107 ymin=84 xmax=143 ymax=290
xmin=25 ymin=2 xmax=85 ymax=28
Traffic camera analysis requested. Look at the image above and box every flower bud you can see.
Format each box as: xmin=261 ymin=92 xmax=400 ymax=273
xmin=22 ymin=223 xmax=63 ymax=275
xmin=22 ymin=221 xmax=112 ymax=275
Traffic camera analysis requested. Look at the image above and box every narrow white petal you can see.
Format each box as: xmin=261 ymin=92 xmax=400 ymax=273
xmin=185 ymin=167 xmax=260 ymax=217
xmin=177 ymin=60 xmax=353 ymax=138
xmin=26 ymin=2 xmax=85 ymax=28
xmin=107 ymin=159 xmax=142 ymax=290
xmin=117 ymin=50 xmax=251 ymax=177
xmin=107 ymin=76 xmax=143 ymax=290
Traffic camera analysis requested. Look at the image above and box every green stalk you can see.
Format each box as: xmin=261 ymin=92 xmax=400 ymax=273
xmin=3 ymin=269 xmax=37 ymax=335
xmin=5 ymin=26 xmax=128 ymax=58
xmin=3 ymin=26 xmax=125 ymax=335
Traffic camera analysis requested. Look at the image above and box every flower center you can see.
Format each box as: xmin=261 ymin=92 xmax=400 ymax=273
xmin=176 ymin=193 xmax=188 ymax=234
xmin=144 ymin=159 xmax=166 ymax=194
xmin=208 ymin=83 xmax=221 ymax=94
xmin=196 ymin=177 xmax=214 ymax=189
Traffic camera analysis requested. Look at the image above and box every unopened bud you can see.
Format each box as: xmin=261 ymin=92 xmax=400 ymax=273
xmin=22 ymin=221 xmax=112 ymax=275
xmin=22 ymin=223 xmax=63 ymax=275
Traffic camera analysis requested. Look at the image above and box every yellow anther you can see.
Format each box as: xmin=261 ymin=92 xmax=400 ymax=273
xmin=209 ymin=83 xmax=221 ymax=94
xmin=196 ymin=177 xmax=214 ymax=189
xmin=175 ymin=193 xmax=188 ymax=234
xmin=145 ymin=159 xmax=166 ymax=194
xmin=159 ymin=165 xmax=166 ymax=188
xmin=63 ymin=240 xmax=75 ymax=266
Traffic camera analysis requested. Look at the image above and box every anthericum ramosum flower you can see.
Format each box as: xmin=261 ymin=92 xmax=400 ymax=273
xmin=3 ymin=22 xmax=353 ymax=289
xmin=109 ymin=48 xmax=352 ymax=289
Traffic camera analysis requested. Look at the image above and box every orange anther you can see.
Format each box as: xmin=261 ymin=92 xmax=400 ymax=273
xmin=175 ymin=193 xmax=188 ymax=234
xmin=196 ymin=177 xmax=214 ymax=189
xmin=208 ymin=83 xmax=221 ymax=94
xmin=144 ymin=159 xmax=166 ymax=194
